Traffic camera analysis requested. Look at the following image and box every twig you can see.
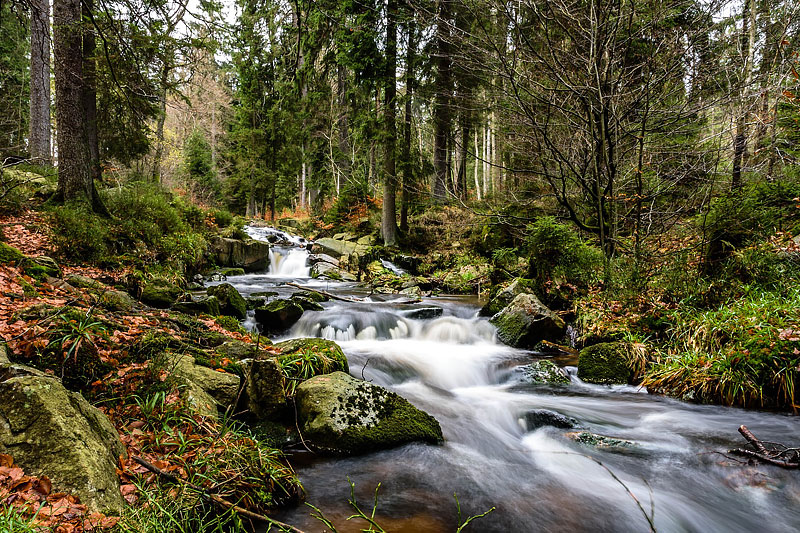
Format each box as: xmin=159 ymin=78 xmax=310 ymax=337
xmin=728 ymin=448 xmax=800 ymax=469
xmin=132 ymin=456 xmax=306 ymax=533
xmin=738 ymin=425 xmax=770 ymax=455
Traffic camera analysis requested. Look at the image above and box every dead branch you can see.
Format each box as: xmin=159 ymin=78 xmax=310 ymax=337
xmin=728 ymin=425 xmax=800 ymax=469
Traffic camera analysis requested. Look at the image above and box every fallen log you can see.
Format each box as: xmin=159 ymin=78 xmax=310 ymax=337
xmin=132 ymin=456 xmax=307 ymax=532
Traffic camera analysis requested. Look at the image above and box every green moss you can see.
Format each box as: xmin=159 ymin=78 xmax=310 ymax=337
xmin=172 ymin=296 xmax=221 ymax=316
xmin=215 ymin=315 xmax=248 ymax=335
xmin=0 ymin=242 xmax=24 ymax=264
xmin=140 ymin=278 xmax=182 ymax=308
xmin=207 ymin=283 xmax=247 ymax=319
xmin=520 ymin=360 xmax=570 ymax=385
xmin=577 ymin=342 xmax=632 ymax=385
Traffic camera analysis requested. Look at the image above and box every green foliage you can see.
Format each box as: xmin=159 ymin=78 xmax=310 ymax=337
xmin=644 ymin=288 xmax=800 ymax=410
xmin=50 ymin=202 xmax=112 ymax=261
xmin=0 ymin=3 xmax=28 ymax=161
xmin=525 ymin=217 xmax=603 ymax=289
xmin=0 ymin=504 xmax=39 ymax=533
xmin=184 ymin=129 xmax=220 ymax=200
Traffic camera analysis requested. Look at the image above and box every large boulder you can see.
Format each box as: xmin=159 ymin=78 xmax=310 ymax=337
xmin=274 ymin=338 xmax=349 ymax=375
xmin=0 ymin=375 xmax=126 ymax=513
xmin=207 ymin=283 xmax=247 ymax=319
xmin=490 ymin=293 xmax=565 ymax=348
xmin=174 ymin=355 xmax=241 ymax=417
xmin=209 ymin=236 xmax=271 ymax=272
xmin=577 ymin=342 xmax=633 ymax=385
xmin=141 ymin=278 xmax=182 ymax=308
xmin=99 ymin=290 xmax=137 ymax=312
xmin=296 ymin=372 xmax=443 ymax=455
xmin=479 ymin=278 xmax=536 ymax=317
xmin=65 ymin=274 xmax=104 ymax=289
xmin=254 ymin=299 xmax=304 ymax=333
xmin=311 ymin=261 xmax=357 ymax=281
xmin=308 ymin=254 xmax=340 ymax=268
xmin=312 ymin=238 xmax=358 ymax=258
xmin=22 ymin=256 xmax=61 ymax=281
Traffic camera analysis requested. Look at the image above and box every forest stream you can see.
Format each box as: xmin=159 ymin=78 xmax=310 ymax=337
xmin=214 ymin=227 xmax=800 ymax=533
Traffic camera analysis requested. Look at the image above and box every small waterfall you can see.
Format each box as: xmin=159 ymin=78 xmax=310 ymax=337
xmin=268 ymin=248 xmax=311 ymax=277
xmin=245 ymin=225 xmax=307 ymax=247
xmin=380 ymin=259 xmax=407 ymax=275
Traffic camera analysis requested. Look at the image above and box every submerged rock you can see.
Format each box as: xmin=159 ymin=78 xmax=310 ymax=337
xmin=577 ymin=342 xmax=633 ymax=385
xmin=400 ymin=307 xmax=444 ymax=320
xmin=207 ymin=283 xmax=247 ymax=319
xmin=0 ymin=375 xmax=126 ymax=513
xmin=490 ymin=293 xmax=565 ymax=348
xmin=141 ymin=278 xmax=182 ymax=308
xmin=296 ymin=371 xmax=443 ymax=455
xmin=521 ymin=409 xmax=579 ymax=431
xmin=568 ymin=431 xmax=638 ymax=451
xmin=254 ymin=299 xmax=304 ymax=333
xmin=518 ymin=360 xmax=570 ymax=385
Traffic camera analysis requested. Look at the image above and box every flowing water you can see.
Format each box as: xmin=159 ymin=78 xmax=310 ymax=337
xmin=221 ymin=227 xmax=800 ymax=532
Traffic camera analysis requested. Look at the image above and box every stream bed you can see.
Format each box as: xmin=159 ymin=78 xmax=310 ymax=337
xmin=219 ymin=227 xmax=800 ymax=532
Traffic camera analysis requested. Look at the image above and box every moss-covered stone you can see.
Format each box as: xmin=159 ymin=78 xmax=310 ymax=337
xmin=274 ymin=338 xmax=349 ymax=375
xmin=172 ymin=296 xmax=221 ymax=316
xmin=22 ymin=256 xmax=61 ymax=281
xmin=246 ymin=296 xmax=268 ymax=310
xmin=0 ymin=242 xmax=24 ymax=264
xmin=568 ymin=431 xmax=638 ymax=451
xmin=522 ymin=409 xmax=579 ymax=431
xmin=295 ymin=290 xmax=329 ymax=303
xmin=254 ymin=299 xmax=304 ymax=333
xmin=99 ymin=290 xmax=136 ymax=312
xmin=490 ymin=293 xmax=566 ymax=348
xmin=66 ymin=274 xmax=104 ymax=289
xmin=480 ymin=278 xmax=536 ymax=317
xmin=217 ymin=267 xmax=246 ymax=277
xmin=577 ymin=342 xmax=633 ymax=385
xmin=296 ymin=372 xmax=443 ymax=455
xmin=0 ymin=376 xmax=126 ymax=513
xmin=174 ymin=354 xmax=241 ymax=417
xmin=215 ymin=340 xmax=261 ymax=360
xmin=207 ymin=283 xmax=247 ymax=319
xmin=241 ymin=357 xmax=286 ymax=419
xmin=290 ymin=295 xmax=324 ymax=311
xmin=141 ymin=278 xmax=182 ymax=308
xmin=518 ymin=360 xmax=570 ymax=385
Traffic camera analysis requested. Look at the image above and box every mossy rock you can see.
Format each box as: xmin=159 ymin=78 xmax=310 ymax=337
xmin=0 ymin=242 xmax=24 ymax=264
xmin=254 ymin=299 xmax=304 ymax=333
xmin=141 ymin=278 xmax=182 ymax=308
xmin=207 ymin=283 xmax=247 ymax=319
xmin=568 ymin=431 xmax=638 ymax=451
xmin=241 ymin=357 xmax=287 ymax=419
xmin=521 ymin=409 xmax=579 ymax=431
xmin=215 ymin=340 xmax=263 ymax=360
xmin=296 ymin=372 xmax=443 ymax=455
xmin=0 ymin=376 xmax=126 ymax=513
xmin=518 ymin=360 xmax=570 ymax=385
xmin=480 ymin=278 xmax=536 ymax=317
xmin=99 ymin=290 xmax=136 ymax=312
xmin=295 ymin=290 xmax=329 ymax=303
xmin=22 ymin=256 xmax=61 ymax=281
xmin=66 ymin=274 xmax=105 ymax=289
xmin=274 ymin=338 xmax=349 ymax=375
xmin=174 ymin=354 xmax=241 ymax=416
xmin=217 ymin=267 xmax=246 ymax=277
xmin=172 ymin=296 xmax=221 ymax=316
xmin=577 ymin=342 xmax=633 ymax=385
xmin=490 ymin=293 xmax=566 ymax=349
xmin=290 ymin=295 xmax=324 ymax=311
xmin=247 ymin=296 xmax=268 ymax=310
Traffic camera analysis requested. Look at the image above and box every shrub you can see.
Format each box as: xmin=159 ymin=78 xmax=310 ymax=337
xmin=50 ymin=202 xmax=111 ymax=260
xmin=525 ymin=216 xmax=603 ymax=290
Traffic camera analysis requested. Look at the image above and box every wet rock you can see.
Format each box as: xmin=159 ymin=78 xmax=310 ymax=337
xmin=209 ymin=236 xmax=270 ymax=272
xmin=521 ymin=409 xmax=579 ymax=430
xmin=172 ymin=296 xmax=221 ymax=316
xmin=247 ymin=296 xmax=268 ymax=310
xmin=308 ymin=253 xmax=340 ymax=267
xmin=490 ymin=293 xmax=566 ymax=349
xmin=99 ymin=290 xmax=137 ymax=312
xmin=215 ymin=267 xmax=246 ymax=277
xmin=294 ymin=290 xmax=329 ymax=303
xmin=577 ymin=342 xmax=633 ymax=385
xmin=568 ymin=431 xmax=638 ymax=451
xmin=333 ymin=232 xmax=358 ymax=241
xmin=252 ymin=291 xmax=279 ymax=298
xmin=0 ymin=242 xmax=24 ymax=264
xmin=296 ymin=372 xmax=443 ymax=455
xmin=400 ymin=286 xmax=422 ymax=299
xmin=311 ymin=261 xmax=357 ymax=281
xmin=518 ymin=360 xmax=570 ymax=385
xmin=141 ymin=278 xmax=182 ymax=308
xmin=0 ymin=375 xmax=126 ymax=513
xmin=207 ymin=283 xmax=247 ymax=319
xmin=174 ymin=355 xmax=240 ymax=417
xmin=241 ymin=357 xmax=286 ymax=418
xmin=290 ymin=295 xmax=324 ymax=311
xmin=480 ymin=278 xmax=536 ymax=317
xmin=254 ymin=299 xmax=304 ymax=333
xmin=400 ymin=307 xmax=443 ymax=320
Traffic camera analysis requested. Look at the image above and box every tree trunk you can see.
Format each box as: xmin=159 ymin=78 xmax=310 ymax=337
xmin=29 ymin=0 xmax=51 ymax=165
xmin=152 ymin=64 xmax=169 ymax=182
xmin=336 ymin=63 xmax=351 ymax=188
xmin=432 ymin=0 xmax=451 ymax=200
xmin=732 ymin=0 xmax=756 ymax=190
xmin=382 ymin=0 xmax=398 ymax=246
xmin=54 ymin=0 xmax=92 ymax=202
xmin=400 ymin=14 xmax=415 ymax=232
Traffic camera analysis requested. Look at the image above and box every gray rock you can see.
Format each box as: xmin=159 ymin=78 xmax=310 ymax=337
xmin=400 ymin=307 xmax=443 ymax=320
xmin=0 ymin=376 xmax=126 ymax=513
xmin=241 ymin=357 xmax=286 ymax=418
xmin=296 ymin=371 xmax=443 ymax=455
xmin=254 ymin=299 xmax=304 ymax=333
xmin=490 ymin=293 xmax=566 ymax=348
xmin=480 ymin=278 xmax=536 ymax=317
xmin=209 ymin=237 xmax=271 ymax=272
xmin=518 ymin=360 xmax=570 ymax=385
xmin=311 ymin=261 xmax=357 ymax=281
xmin=308 ymin=253 xmax=340 ymax=267
xmin=172 ymin=295 xmax=221 ymax=316
xmin=577 ymin=342 xmax=633 ymax=385
xmin=174 ymin=355 xmax=241 ymax=417
xmin=99 ymin=290 xmax=137 ymax=312
xmin=521 ymin=409 xmax=579 ymax=431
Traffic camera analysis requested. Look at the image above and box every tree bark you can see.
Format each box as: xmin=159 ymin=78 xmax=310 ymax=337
xmin=400 ymin=13 xmax=415 ymax=232
xmin=54 ymin=0 xmax=92 ymax=202
xmin=732 ymin=0 xmax=756 ymax=190
xmin=29 ymin=0 xmax=51 ymax=165
xmin=381 ymin=0 xmax=398 ymax=246
xmin=432 ymin=0 xmax=451 ymax=201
